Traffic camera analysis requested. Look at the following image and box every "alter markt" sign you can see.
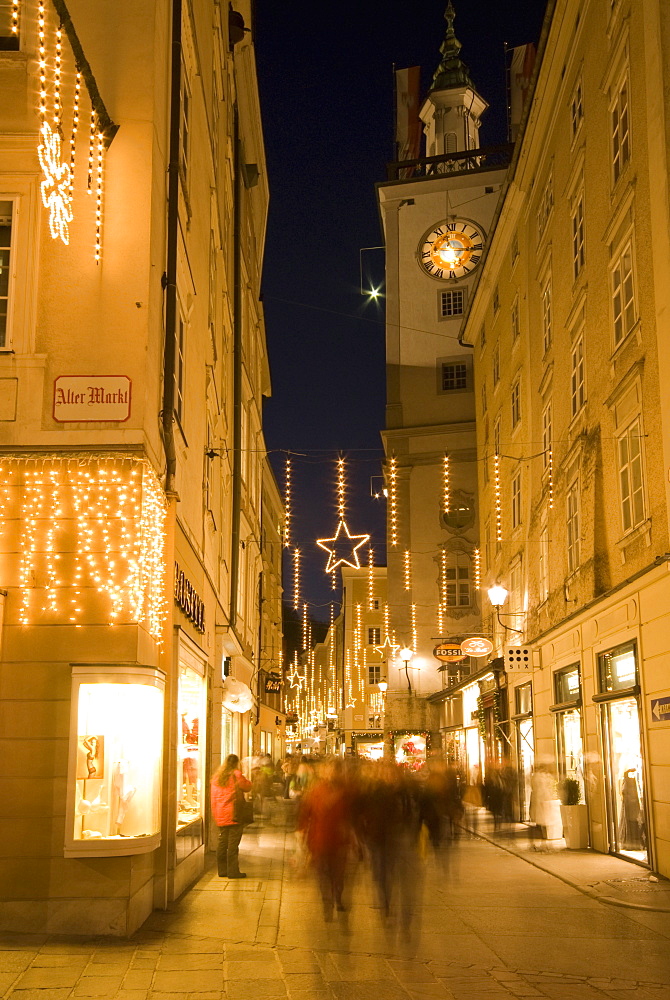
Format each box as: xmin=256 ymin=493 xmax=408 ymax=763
xmin=53 ymin=376 xmax=132 ymax=422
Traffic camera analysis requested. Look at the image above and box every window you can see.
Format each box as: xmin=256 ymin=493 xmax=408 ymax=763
xmin=598 ymin=640 xmax=638 ymax=693
xmin=539 ymin=519 xmax=549 ymax=603
xmin=439 ymin=288 xmax=466 ymax=318
xmin=511 ymin=379 xmax=521 ymax=428
xmin=618 ymin=419 xmax=645 ymax=533
xmin=542 ymin=401 xmax=552 ymax=470
xmin=481 ymin=381 xmax=487 ymax=415
xmin=571 ymin=336 xmax=585 ymax=417
xmin=515 ymin=682 xmax=532 ymax=716
xmin=441 ymin=362 xmax=467 ymax=391
xmin=537 ymin=173 xmax=553 ymax=240
xmin=371 ymin=599 xmax=379 ymax=610
xmin=444 ymin=554 xmax=470 ymax=607
xmin=566 ymin=479 xmax=580 ymax=574
xmin=175 ymin=312 xmax=186 ymax=421
xmin=179 ymin=60 xmax=191 ymax=181
xmin=368 ymin=663 xmax=381 ymax=685
xmin=443 ymin=494 xmax=474 ymax=531
xmin=492 ymin=343 xmax=500 ymax=385
xmin=611 ymin=76 xmax=630 ymax=184
xmin=511 ymin=297 xmax=520 ymax=341
xmin=511 ymin=231 xmax=519 ymax=265
xmin=0 ymin=200 xmax=12 ymax=347
xmin=368 ymin=627 xmax=381 ymax=646
xmin=493 ymin=286 xmax=500 ymax=313
xmin=542 ymin=277 xmax=552 ymax=352
xmin=571 ymin=193 xmax=585 ymax=280
xmin=0 ymin=2 xmax=19 ymax=49
xmin=512 ymin=471 xmax=522 ymax=529
xmin=554 ymin=664 xmax=581 ymax=704
xmin=611 ymin=240 xmax=636 ymax=346
xmin=571 ymin=78 xmax=584 ymax=138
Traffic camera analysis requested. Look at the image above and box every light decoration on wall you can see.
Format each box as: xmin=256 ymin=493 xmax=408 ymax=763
xmin=328 ymin=603 xmax=335 ymax=670
xmin=292 ymin=547 xmax=301 ymax=610
xmin=473 ymin=547 xmax=481 ymax=592
xmin=344 ymin=649 xmax=355 ymax=708
xmin=11 ymin=0 xmax=19 ymax=35
xmin=437 ymin=603 xmax=444 ymax=635
xmin=548 ymin=448 xmax=554 ymax=509
xmin=494 ymin=452 xmax=502 ymax=541
xmin=388 ymin=455 xmax=398 ymax=546
xmin=68 ymin=69 xmax=81 ymax=197
xmin=440 ymin=546 xmax=448 ymax=609
xmin=37 ymin=1 xmax=47 ymax=120
xmin=10 ymin=457 xmax=167 ymax=641
xmin=283 ymin=455 xmax=292 ymax=547
xmin=443 ymin=453 xmax=450 ymax=515
xmin=404 ymin=549 xmax=412 ymax=591
xmin=411 ymin=604 xmax=418 ymax=653
xmin=94 ymin=125 xmax=104 ymax=263
xmin=368 ymin=545 xmax=375 ymax=610
xmin=316 ymin=456 xmax=370 ymax=573
xmin=54 ymin=21 xmax=62 ymax=124
xmin=36 ymin=8 xmax=72 ymax=245
xmin=302 ymin=602 xmax=309 ymax=652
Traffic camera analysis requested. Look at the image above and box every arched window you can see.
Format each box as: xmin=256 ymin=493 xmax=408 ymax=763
xmin=445 ymin=132 xmax=458 ymax=153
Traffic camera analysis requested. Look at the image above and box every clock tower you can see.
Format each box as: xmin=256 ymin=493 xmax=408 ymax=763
xmin=377 ymin=2 xmax=511 ymax=710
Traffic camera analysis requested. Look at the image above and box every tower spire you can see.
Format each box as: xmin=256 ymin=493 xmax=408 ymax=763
xmin=430 ymin=1 xmax=474 ymax=92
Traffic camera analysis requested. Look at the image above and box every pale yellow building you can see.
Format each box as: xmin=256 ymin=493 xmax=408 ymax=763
xmin=0 ymin=0 xmax=275 ymax=934
xmin=462 ymin=0 xmax=670 ymax=873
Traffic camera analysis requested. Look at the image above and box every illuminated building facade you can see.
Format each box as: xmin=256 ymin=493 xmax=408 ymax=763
xmin=0 ymin=0 xmax=275 ymax=934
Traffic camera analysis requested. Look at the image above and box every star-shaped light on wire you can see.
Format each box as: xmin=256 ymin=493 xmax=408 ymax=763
xmin=373 ymin=634 xmax=401 ymax=660
xmin=287 ymin=663 xmax=306 ymax=690
xmin=316 ymin=519 xmax=371 ymax=574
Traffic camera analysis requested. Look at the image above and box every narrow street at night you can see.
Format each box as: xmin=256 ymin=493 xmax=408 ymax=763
xmin=2 ymin=817 xmax=670 ymax=999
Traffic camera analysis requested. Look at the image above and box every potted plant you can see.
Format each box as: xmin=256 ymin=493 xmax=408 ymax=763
xmin=559 ymin=777 xmax=589 ymax=849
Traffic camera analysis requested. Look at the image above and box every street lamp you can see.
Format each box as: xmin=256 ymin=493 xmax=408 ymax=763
xmin=377 ymin=680 xmax=388 ymax=693
xmin=487 ymin=583 xmax=523 ymax=635
xmin=399 ymin=646 xmax=414 ymax=693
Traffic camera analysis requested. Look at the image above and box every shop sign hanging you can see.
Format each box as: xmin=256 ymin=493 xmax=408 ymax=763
xmin=174 ymin=562 xmax=205 ymax=632
xmin=265 ymin=675 xmax=281 ymax=694
xmin=434 ymin=642 xmax=467 ymax=663
xmin=460 ymin=636 xmax=493 ymax=658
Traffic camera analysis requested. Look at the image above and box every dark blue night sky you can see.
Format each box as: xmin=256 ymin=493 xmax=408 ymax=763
xmin=254 ymin=1 xmax=548 ymax=618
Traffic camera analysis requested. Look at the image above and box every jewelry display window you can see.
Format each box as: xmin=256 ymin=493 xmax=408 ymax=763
xmin=65 ymin=666 xmax=165 ymax=858
xmin=177 ymin=658 xmax=206 ymax=830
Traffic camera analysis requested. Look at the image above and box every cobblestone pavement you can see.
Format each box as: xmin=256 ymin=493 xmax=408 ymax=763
xmin=1 ymin=822 xmax=670 ymax=1000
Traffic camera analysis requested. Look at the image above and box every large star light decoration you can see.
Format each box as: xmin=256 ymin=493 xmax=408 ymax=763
xmin=38 ymin=120 xmax=73 ymax=245
xmin=373 ymin=635 xmax=400 ymax=660
xmin=287 ymin=664 xmax=306 ymax=690
xmin=316 ymin=519 xmax=371 ymax=574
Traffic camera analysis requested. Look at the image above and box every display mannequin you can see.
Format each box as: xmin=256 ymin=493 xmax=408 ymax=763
xmin=618 ymin=767 xmax=645 ymax=850
xmin=112 ymin=758 xmax=136 ymax=834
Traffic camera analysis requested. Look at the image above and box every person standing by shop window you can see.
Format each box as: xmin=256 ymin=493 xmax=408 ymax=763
xmin=211 ymin=754 xmax=252 ymax=879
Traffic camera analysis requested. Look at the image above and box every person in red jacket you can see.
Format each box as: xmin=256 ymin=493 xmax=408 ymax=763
xmin=211 ymin=754 xmax=252 ymax=878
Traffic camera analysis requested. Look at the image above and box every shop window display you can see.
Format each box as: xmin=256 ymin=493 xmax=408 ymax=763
xmin=177 ymin=662 xmax=206 ymax=830
xmin=66 ymin=667 xmax=164 ymax=857
xmin=602 ymin=696 xmax=647 ymax=862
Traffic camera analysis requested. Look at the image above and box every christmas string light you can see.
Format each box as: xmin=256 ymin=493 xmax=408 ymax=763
xmin=388 ymin=455 xmax=398 ymax=546
xmin=283 ymin=455 xmax=291 ymax=547
xmin=11 ymin=1 xmax=19 ymax=35
xmin=317 ymin=455 xmax=370 ymax=573
xmin=87 ymin=107 xmax=95 ymax=191
xmin=337 ymin=456 xmax=346 ymax=519
xmin=54 ymin=22 xmax=62 ymax=126
xmin=94 ymin=125 xmax=104 ymax=262
xmin=38 ymin=1 xmax=46 ymax=121
xmin=443 ymin=453 xmax=450 ymax=515
xmin=302 ymin=602 xmax=309 ymax=652
xmin=368 ymin=546 xmax=374 ymax=610
xmin=441 ymin=547 xmax=448 ymax=609
xmin=548 ymin=448 xmax=554 ymax=509
xmin=292 ymin=547 xmax=301 ymax=610
xmin=411 ymin=603 xmax=417 ymax=653
xmin=69 ymin=69 xmax=81 ymax=197
xmin=494 ymin=452 xmax=502 ymax=541
xmin=437 ymin=603 xmax=444 ymax=635
xmin=403 ymin=549 xmax=411 ymax=591
xmin=473 ymin=547 xmax=481 ymax=592
xmin=36 ymin=9 xmax=72 ymax=244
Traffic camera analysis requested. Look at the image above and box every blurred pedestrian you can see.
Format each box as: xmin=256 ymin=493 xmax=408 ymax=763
xmin=298 ymin=758 xmax=353 ymax=920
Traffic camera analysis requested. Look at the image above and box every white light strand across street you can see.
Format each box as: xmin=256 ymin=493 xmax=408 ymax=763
xmin=6 ymin=456 xmax=167 ymax=642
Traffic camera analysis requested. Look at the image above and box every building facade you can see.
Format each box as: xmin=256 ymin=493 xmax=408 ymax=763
xmin=0 ymin=0 xmax=277 ymax=935
xmin=377 ymin=5 xmax=510 ymax=714
xmin=462 ymin=0 xmax=670 ymax=873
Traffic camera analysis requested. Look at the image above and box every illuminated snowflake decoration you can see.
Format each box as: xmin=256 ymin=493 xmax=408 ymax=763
xmin=38 ymin=120 xmax=73 ymax=245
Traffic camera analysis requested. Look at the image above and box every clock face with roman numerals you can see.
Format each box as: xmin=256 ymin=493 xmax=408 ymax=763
xmin=417 ymin=218 xmax=486 ymax=281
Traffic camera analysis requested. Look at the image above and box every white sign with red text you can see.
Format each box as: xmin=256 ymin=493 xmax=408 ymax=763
xmin=53 ymin=376 xmax=132 ymax=422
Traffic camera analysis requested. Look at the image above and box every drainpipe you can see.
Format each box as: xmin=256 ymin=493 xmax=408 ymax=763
xmin=230 ymin=106 xmax=242 ymax=632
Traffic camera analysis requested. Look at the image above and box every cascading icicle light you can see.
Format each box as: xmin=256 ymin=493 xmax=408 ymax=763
xmin=292 ymin=547 xmax=301 ymax=611
xmin=12 ymin=1 xmax=19 ymax=36
xmin=443 ymin=453 xmax=450 ymax=515
xmin=548 ymin=448 xmax=554 ymax=509
xmin=283 ymin=455 xmax=292 ymax=547
xmin=37 ymin=1 xmax=47 ymax=121
xmin=388 ymin=455 xmax=398 ymax=546
xmin=473 ymin=547 xmax=481 ymax=592
xmin=94 ymin=124 xmax=104 ymax=262
xmin=437 ymin=603 xmax=444 ymax=635
xmin=494 ymin=452 xmax=502 ymax=541
xmin=53 ymin=21 xmax=62 ymax=125
xmin=411 ymin=603 xmax=418 ymax=653
xmin=368 ymin=545 xmax=374 ymax=610
xmin=301 ymin=602 xmax=309 ymax=652
xmin=403 ymin=548 xmax=411 ymax=591
xmin=440 ymin=546 xmax=448 ymax=610
xmin=68 ymin=69 xmax=81 ymax=197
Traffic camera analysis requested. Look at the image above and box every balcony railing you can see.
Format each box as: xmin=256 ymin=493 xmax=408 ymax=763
xmin=386 ymin=142 xmax=514 ymax=182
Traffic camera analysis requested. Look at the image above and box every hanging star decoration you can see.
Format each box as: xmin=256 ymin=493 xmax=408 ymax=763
xmin=287 ymin=663 xmax=306 ymax=690
xmin=38 ymin=120 xmax=73 ymax=245
xmin=317 ymin=519 xmax=371 ymax=574
xmin=373 ymin=634 xmax=401 ymax=660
